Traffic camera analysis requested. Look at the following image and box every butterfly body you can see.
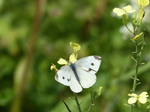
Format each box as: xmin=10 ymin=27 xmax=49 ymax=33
xmin=55 ymin=55 xmax=101 ymax=93
xmin=69 ymin=63 xmax=80 ymax=84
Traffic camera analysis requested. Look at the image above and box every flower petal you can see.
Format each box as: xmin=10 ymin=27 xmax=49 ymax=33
xmin=69 ymin=53 xmax=77 ymax=63
xmin=139 ymin=97 xmax=147 ymax=104
xmin=123 ymin=5 xmax=136 ymax=13
xmin=70 ymin=42 xmax=81 ymax=52
xmin=139 ymin=92 xmax=149 ymax=97
xmin=57 ymin=58 xmax=68 ymax=65
xmin=113 ymin=8 xmax=125 ymax=16
xmin=128 ymin=93 xmax=138 ymax=97
xmin=128 ymin=97 xmax=137 ymax=104
xmin=138 ymin=0 xmax=149 ymax=8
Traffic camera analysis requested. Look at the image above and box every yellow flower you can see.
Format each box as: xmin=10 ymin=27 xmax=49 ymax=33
xmin=51 ymin=42 xmax=81 ymax=74
xmin=113 ymin=5 xmax=136 ymax=16
xmin=57 ymin=53 xmax=77 ymax=65
xmin=57 ymin=58 xmax=68 ymax=65
xmin=69 ymin=42 xmax=81 ymax=63
xmin=69 ymin=53 xmax=77 ymax=63
xmin=137 ymin=0 xmax=149 ymax=22
xmin=50 ymin=64 xmax=58 ymax=72
xmin=55 ymin=42 xmax=81 ymax=66
xmin=98 ymin=86 xmax=103 ymax=96
xmin=70 ymin=42 xmax=81 ymax=52
xmin=137 ymin=0 xmax=149 ymax=8
xmin=128 ymin=92 xmax=149 ymax=104
xmin=133 ymin=32 xmax=143 ymax=40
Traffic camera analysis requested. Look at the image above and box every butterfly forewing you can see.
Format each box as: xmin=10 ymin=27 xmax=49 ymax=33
xmin=74 ymin=56 xmax=101 ymax=88
xmin=75 ymin=56 xmax=101 ymax=72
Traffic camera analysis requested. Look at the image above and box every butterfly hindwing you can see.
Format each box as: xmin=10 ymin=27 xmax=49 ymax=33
xmin=69 ymin=71 xmax=82 ymax=93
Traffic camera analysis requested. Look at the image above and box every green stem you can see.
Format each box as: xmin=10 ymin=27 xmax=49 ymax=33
xmin=125 ymin=24 xmax=134 ymax=34
xmin=130 ymin=40 xmax=141 ymax=112
xmin=87 ymin=92 xmax=94 ymax=112
xmin=87 ymin=98 xmax=97 ymax=112
xmin=87 ymin=104 xmax=92 ymax=112
xmin=129 ymin=37 xmax=138 ymax=112
xmin=74 ymin=93 xmax=82 ymax=112
xmin=132 ymin=40 xmax=139 ymax=92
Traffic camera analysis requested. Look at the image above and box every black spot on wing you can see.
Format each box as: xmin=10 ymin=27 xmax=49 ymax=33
xmin=91 ymin=63 xmax=94 ymax=66
xmin=61 ymin=75 xmax=71 ymax=82
xmin=55 ymin=73 xmax=58 ymax=80
xmin=93 ymin=56 xmax=101 ymax=60
xmin=83 ymin=68 xmax=96 ymax=72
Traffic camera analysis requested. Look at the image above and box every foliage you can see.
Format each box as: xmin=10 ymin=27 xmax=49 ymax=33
xmin=0 ymin=0 xmax=150 ymax=112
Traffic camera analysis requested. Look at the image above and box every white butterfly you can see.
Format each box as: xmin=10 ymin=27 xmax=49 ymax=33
xmin=55 ymin=55 xmax=101 ymax=93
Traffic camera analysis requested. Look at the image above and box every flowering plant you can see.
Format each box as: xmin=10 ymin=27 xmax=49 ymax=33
xmin=113 ymin=0 xmax=149 ymax=112
xmin=128 ymin=92 xmax=149 ymax=105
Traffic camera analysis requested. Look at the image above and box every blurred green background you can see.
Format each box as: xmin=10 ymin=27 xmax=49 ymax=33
xmin=0 ymin=0 xmax=150 ymax=112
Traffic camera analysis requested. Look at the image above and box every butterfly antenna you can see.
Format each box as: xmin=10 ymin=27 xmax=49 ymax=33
xmin=62 ymin=100 xmax=72 ymax=112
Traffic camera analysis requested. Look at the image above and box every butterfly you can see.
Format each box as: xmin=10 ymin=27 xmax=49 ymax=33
xmin=55 ymin=55 xmax=101 ymax=93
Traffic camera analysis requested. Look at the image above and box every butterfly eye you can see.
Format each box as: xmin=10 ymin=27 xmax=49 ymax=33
xmin=91 ymin=63 xmax=94 ymax=66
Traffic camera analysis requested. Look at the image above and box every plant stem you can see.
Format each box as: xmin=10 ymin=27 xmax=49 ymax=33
xmin=87 ymin=92 xmax=93 ymax=112
xmin=130 ymin=40 xmax=142 ymax=112
xmin=132 ymin=40 xmax=139 ymax=93
xmin=87 ymin=103 xmax=93 ymax=112
xmin=10 ymin=1 xmax=44 ymax=112
xmin=62 ymin=100 xmax=72 ymax=112
xmin=125 ymin=24 xmax=134 ymax=34
xmin=130 ymin=40 xmax=146 ymax=111
xmin=74 ymin=93 xmax=82 ymax=112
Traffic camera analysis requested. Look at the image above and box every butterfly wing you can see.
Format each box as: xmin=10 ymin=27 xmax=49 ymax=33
xmin=74 ymin=55 xmax=101 ymax=88
xmin=55 ymin=65 xmax=71 ymax=86
xmin=55 ymin=65 xmax=82 ymax=93
xmin=69 ymin=71 xmax=82 ymax=93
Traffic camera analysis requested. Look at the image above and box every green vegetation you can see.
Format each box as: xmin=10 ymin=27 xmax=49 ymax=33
xmin=0 ymin=0 xmax=150 ymax=112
